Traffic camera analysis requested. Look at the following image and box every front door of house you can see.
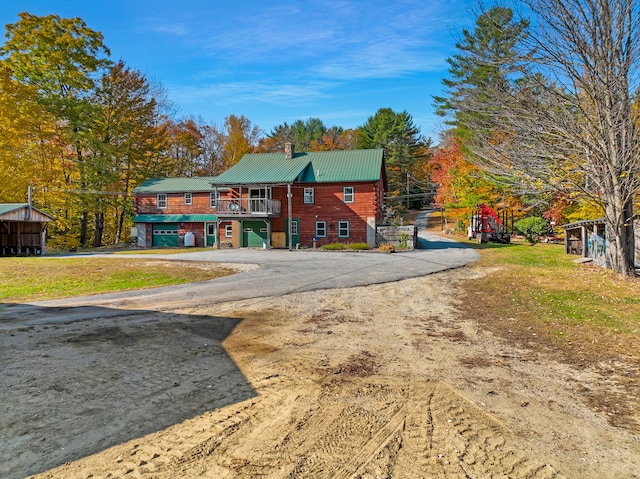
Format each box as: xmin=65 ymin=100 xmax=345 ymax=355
xmin=285 ymin=218 xmax=300 ymax=248
xmin=205 ymin=223 xmax=216 ymax=247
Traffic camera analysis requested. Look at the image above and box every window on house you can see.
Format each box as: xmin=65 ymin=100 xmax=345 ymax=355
xmin=210 ymin=191 xmax=219 ymax=208
xmin=184 ymin=192 xmax=192 ymax=205
xmin=343 ymin=186 xmax=354 ymax=203
xmin=157 ymin=194 xmax=167 ymax=209
xmin=315 ymin=221 xmax=326 ymax=238
xmin=290 ymin=221 xmax=298 ymax=236
xmin=225 ymin=224 xmax=233 ymax=237
xmin=304 ymin=188 xmax=314 ymax=204
xmin=338 ymin=221 xmax=350 ymax=238
xmin=207 ymin=224 xmax=215 ymax=236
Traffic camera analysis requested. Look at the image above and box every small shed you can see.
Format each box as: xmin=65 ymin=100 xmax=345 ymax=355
xmin=0 ymin=203 xmax=54 ymax=256
xmin=562 ymin=218 xmax=640 ymax=269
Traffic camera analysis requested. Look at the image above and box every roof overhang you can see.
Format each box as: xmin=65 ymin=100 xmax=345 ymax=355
xmin=0 ymin=204 xmax=54 ymax=222
xmin=561 ymin=218 xmax=605 ymax=230
xmin=133 ymin=214 xmax=218 ymax=223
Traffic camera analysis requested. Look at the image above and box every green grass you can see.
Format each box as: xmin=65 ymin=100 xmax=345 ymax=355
xmin=0 ymin=257 xmax=234 ymax=302
xmin=320 ymin=243 xmax=371 ymax=251
xmin=346 ymin=243 xmax=371 ymax=250
xmin=113 ymin=248 xmax=202 ymax=255
xmin=459 ymin=239 xmax=640 ymax=359
xmin=448 ymin=235 xmax=640 ymax=432
xmin=321 ymin=243 xmax=346 ymax=250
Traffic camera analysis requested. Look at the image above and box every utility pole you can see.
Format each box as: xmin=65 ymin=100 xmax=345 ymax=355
xmin=406 ymin=172 xmax=410 ymax=209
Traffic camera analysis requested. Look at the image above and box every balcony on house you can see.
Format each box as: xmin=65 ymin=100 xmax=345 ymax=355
xmin=215 ymin=197 xmax=281 ymax=218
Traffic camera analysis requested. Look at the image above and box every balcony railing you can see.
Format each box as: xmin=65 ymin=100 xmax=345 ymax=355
xmin=215 ymin=198 xmax=281 ymax=216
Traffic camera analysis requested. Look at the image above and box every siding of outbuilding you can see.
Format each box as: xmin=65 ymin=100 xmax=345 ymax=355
xmin=563 ymin=218 xmax=640 ymax=269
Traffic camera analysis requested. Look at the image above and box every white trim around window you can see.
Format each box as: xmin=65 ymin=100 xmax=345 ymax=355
xmin=315 ymin=220 xmax=326 ymax=238
xmin=225 ymin=224 xmax=233 ymax=238
xmin=343 ymin=186 xmax=354 ymax=203
xmin=338 ymin=220 xmax=350 ymax=238
xmin=157 ymin=193 xmax=167 ymax=209
xmin=184 ymin=192 xmax=192 ymax=205
xmin=304 ymin=187 xmax=314 ymax=204
xmin=210 ymin=191 xmax=220 ymax=208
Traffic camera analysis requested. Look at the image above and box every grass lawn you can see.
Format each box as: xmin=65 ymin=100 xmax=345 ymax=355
xmin=458 ymin=239 xmax=640 ymax=429
xmin=0 ymin=256 xmax=235 ymax=303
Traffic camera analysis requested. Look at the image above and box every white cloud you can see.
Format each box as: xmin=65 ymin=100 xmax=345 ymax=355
xmin=140 ymin=18 xmax=188 ymax=36
xmin=168 ymin=79 xmax=334 ymax=108
xmin=182 ymin=0 xmax=466 ymax=82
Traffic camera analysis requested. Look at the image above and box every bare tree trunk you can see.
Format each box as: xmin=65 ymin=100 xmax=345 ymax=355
xmin=115 ymin=203 xmax=127 ymax=244
xmin=93 ymin=211 xmax=104 ymax=247
xmin=605 ymin=199 xmax=636 ymax=275
xmin=80 ymin=211 xmax=89 ymax=247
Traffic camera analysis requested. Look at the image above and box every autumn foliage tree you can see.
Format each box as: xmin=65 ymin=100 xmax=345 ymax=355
xmin=455 ymin=1 xmax=640 ymax=275
xmin=1 ymin=12 xmax=112 ymax=246
xmin=88 ymin=60 xmax=167 ymax=245
xmin=429 ymin=132 xmax=507 ymax=228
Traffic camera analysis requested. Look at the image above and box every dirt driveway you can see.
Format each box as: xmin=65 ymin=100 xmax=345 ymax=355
xmin=1 ymin=230 xmax=638 ymax=478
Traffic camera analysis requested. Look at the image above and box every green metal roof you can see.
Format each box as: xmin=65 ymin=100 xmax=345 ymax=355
xmin=133 ymin=177 xmax=222 ymax=193
xmin=210 ymin=154 xmax=309 ymax=184
xmin=300 ymin=149 xmax=385 ymax=183
xmin=209 ymin=148 xmax=385 ymax=185
xmin=0 ymin=203 xmax=26 ymax=215
xmin=133 ymin=214 xmax=218 ymax=223
xmin=0 ymin=203 xmax=54 ymax=220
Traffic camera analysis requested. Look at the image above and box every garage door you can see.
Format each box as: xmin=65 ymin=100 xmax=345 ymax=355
xmin=242 ymin=221 xmax=267 ymax=248
xmin=152 ymin=223 xmax=179 ymax=247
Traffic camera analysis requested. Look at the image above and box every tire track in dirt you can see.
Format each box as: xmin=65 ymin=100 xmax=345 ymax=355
xmin=30 ymin=269 xmax=636 ymax=478
xmin=39 ymin=378 xmax=563 ymax=478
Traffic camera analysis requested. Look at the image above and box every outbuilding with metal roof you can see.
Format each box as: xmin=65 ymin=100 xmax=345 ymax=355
xmin=0 ymin=203 xmax=54 ymax=256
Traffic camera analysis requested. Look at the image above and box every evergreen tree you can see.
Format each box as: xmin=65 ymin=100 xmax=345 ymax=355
xmin=357 ymin=108 xmax=425 ymax=201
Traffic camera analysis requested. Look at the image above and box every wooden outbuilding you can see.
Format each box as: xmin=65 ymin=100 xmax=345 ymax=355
xmin=0 ymin=203 xmax=54 ymax=256
xmin=562 ymin=218 xmax=640 ymax=269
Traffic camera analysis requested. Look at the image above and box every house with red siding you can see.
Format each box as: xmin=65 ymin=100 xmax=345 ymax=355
xmin=133 ymin=177 xmax=233 ymax=248
xmin=209 ymin=145 xmax=386 ymax=249
xmin=133 ymin=145 xmax=387 ymax=249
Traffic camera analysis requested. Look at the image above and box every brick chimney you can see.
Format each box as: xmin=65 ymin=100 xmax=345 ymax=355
xmin=285 ymin=142 xmax=294 ymax=160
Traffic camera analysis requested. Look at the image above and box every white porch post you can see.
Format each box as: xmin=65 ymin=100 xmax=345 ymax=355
xmin=264 ymin=219 xmax=271 ymax=249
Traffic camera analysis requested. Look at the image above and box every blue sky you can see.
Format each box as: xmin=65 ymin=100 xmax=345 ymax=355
xmin=0 ymin=1 xmax=475 ymax=141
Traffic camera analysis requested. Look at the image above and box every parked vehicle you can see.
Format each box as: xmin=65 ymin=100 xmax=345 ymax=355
xmin=467 ymin=204 xmax=511 ymax=244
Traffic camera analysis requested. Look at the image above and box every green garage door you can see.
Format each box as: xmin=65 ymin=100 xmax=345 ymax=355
xmin=152 ymin=223 xmax=179 ymax=247
xmin=242 ymin=221 xmax=267 ymax=248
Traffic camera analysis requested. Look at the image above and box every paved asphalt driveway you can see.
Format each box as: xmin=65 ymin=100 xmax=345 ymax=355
xmin=0 ymin=215 xmax=478 ymax=327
